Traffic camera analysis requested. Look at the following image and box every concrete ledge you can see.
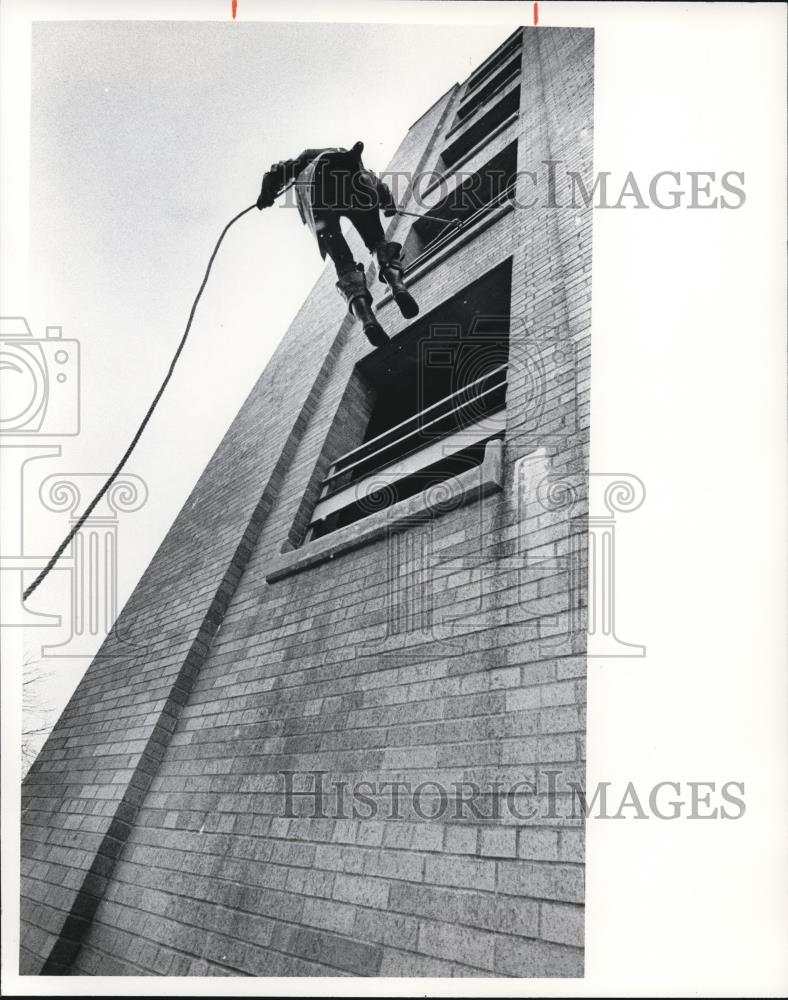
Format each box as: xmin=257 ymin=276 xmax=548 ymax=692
xmin=266 ymin=438 xmax=504 ymax=583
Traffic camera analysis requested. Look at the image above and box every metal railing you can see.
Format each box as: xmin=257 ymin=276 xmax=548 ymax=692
xmin=404 ymin=181 xmax=517 ymax=274
xmin=307 ymin=366 xmax=508 ymax=532
xmin=321 ymin=364 xmax=508 ymax=501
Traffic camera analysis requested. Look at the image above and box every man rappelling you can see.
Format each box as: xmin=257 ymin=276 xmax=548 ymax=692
xmin=27 ymin=145 xmax=439 ymax=598
xmin=256 ymin=141 xmax=418 ymax=347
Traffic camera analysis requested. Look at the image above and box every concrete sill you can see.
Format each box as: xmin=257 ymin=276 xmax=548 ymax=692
xmin=266 ymin=438 xmax=504 ymax=583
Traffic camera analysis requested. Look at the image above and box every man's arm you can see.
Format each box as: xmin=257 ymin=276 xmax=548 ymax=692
xmin=257 ymin=149 xmax=328 ymax=209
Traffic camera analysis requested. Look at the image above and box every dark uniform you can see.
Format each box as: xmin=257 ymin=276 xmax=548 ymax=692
xmin=257 ymin=141 xmax=418 ymax=347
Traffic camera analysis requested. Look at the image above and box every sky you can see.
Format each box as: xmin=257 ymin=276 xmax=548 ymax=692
xmin=21 ymin=16 xmax=518 ymax=732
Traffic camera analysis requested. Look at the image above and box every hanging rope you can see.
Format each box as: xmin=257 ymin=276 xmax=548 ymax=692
xmin=23 ymin=203 xmax=257 ymax=601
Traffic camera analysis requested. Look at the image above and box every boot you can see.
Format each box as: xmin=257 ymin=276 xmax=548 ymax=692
xmin=376 ymin=242 xmax=419 ymax=319
xmin=336 ymin=265 xmax=390 ymax=348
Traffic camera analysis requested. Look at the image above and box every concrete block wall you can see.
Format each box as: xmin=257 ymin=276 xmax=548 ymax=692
xmin=21 ymin=27 xmax=593 ymax=977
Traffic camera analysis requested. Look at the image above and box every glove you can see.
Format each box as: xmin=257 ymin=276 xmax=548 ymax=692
xmin=257 ymin=162 xmax=288 ymax=210
xmin=257 ymin=190 xmax=276 ymax=210
xmin=256 ymin=172 xmax=278 ymax=210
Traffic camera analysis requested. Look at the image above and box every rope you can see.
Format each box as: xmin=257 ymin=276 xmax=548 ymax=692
xmin=23 ymin=203 xmax=257 ymax=601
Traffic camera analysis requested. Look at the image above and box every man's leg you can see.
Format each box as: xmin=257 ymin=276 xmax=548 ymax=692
xmin=314 ymin=212 xmax=356 ymax=275
xmin=350 ymin=210 xmax=419 ymax=320
xmin=315 ymin=213 xmax=389 ymax=348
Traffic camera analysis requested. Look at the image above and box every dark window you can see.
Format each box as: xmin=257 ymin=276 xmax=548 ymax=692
xmin=306 ymin=260 xmax=512 ymax=540
xmin=403 ymin=141 xmax=517 ymax=271
xmin=440 ymin=86 xmax=520 ymax=169
xmin=456 ymin=54 xmax=521 ymax=124
xmin=464 ymin=32 xmax=522 ymax=94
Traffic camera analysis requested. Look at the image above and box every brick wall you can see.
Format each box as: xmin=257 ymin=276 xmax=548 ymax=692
xmin=21 ymin=27 xmax=594 ymax=977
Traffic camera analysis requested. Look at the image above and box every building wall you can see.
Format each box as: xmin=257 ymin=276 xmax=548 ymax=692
xmin=21 ymin=27 xmax=594 ymax=977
